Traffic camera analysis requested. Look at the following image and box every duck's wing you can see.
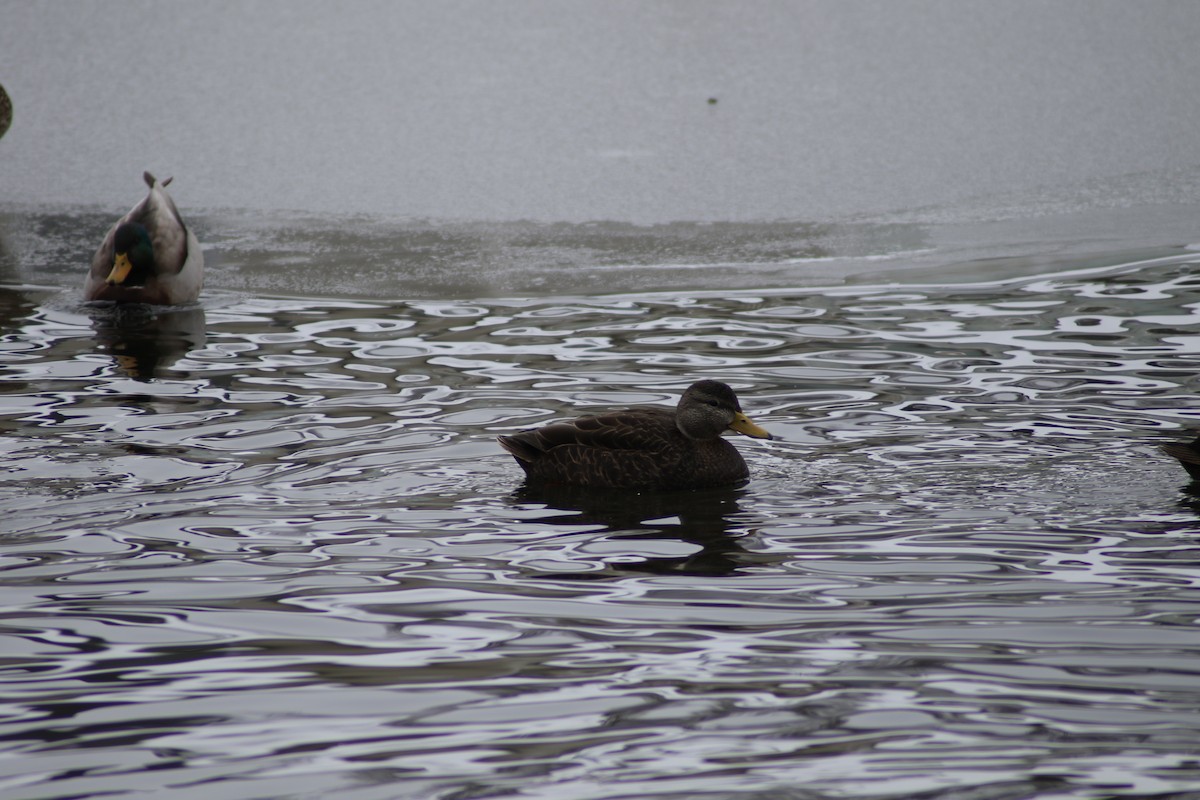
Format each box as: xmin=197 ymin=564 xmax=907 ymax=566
xmin=499 ymin=408 xmax=674 ymax=462
xmin=498 ymin=409 xmax=677 ymax=488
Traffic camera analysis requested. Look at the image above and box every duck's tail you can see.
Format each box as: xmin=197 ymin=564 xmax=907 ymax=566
xmin=1162 ymin=437 xmax=1200 ymax=481
xmin=143 ymin=171 xmax=173 ymax=189
xmin=497 ymin=434 xmax=539 ymax=463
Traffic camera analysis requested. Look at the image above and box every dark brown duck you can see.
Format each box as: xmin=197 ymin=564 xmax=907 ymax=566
xmin=498 ymin=380 xmax=773 ymax=490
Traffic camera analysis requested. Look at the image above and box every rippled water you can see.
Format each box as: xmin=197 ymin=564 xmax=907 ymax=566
xmin=5 ymin=244 xmax=1200 ymax=799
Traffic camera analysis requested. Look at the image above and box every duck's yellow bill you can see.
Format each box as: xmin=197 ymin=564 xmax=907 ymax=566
xmin=106 ymin=252 xmax=133 ymax=286
xmin=729 ymin=412 xmax=772 ymax=440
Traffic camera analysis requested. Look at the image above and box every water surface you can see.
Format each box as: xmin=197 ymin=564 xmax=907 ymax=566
xmin=3 ymin=242 xmax=1200 ymax=799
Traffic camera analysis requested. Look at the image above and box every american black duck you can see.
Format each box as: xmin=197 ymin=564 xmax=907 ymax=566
xmin=498 ymin=380 xmax=773 ymax=490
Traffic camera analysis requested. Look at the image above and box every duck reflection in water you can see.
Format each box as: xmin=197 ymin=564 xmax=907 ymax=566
xmin=89 ymin=304 xmax=206 ymax=381
xmin=511 ymin=484 xmax=773 ymax=578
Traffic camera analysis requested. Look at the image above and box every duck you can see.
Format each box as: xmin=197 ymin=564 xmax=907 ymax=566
xmin=1163 ymin=436 xmax=1200 ymax=482
xmin=498 ymin=379 xmax=773 ymax=490
xmin=84 ymin=171 xmax=204 ymax=305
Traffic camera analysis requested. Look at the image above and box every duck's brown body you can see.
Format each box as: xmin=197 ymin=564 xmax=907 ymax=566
xmin=498 ymin=380 xmax=771 ymax=490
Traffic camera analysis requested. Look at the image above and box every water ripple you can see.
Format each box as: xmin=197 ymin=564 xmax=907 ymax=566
xmin=4 ymin=252 xmax=1200 ymax=798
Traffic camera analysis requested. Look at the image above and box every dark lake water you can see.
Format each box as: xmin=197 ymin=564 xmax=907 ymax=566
xmin=4 ymin=210 xmax=1200 ymax=799
xmin=6 ymin=2 xmax=1200 ymax=797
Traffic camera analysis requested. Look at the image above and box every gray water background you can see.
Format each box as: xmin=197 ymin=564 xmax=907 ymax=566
xmin=5 ymin=3 xmax=1200 ymax=799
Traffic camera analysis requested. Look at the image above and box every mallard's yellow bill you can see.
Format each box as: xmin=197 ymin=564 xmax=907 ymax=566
xmin=106 ymin=252 xmax=133 ymax=286
xmin=729 ymin=412 xmax=772 ymax=440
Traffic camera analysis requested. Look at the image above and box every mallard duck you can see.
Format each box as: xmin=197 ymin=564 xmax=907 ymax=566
xmin=498 ymin=380 xmax=773 ymax=490
xmin=84 ymin=171 xmax=203 ymax=305
xmin=1163 ymin=437 xmax=1200 ymax=481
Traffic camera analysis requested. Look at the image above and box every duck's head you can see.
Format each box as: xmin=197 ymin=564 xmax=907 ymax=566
xmin=676 ymin=379 xmax=773 ymax=441
xmin=106 ymin=223 xmax=155 ymax=287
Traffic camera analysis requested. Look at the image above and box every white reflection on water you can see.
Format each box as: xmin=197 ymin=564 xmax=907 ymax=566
xmin=2 ymin=251 xmax=1200 ymax=798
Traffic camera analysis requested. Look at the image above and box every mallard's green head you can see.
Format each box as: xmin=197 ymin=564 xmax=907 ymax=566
xmin=107 ymin=223 xmax=155 ymax=286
